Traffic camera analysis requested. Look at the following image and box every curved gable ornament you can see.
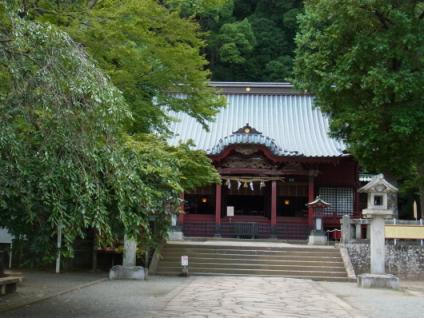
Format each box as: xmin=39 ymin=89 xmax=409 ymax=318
xmin=209 ymin=124 xmax=301 ymax=156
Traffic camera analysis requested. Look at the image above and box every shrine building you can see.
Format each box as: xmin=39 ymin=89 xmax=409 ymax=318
xmin=168 ymin=82 xmax=362 ymax=240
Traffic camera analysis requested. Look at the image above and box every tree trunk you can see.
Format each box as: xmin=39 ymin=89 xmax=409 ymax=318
xmin=418 ymin=184 xmax=424 ymax=220
xmin=416 ymin=163 xmax=424 ymax=220
xmin=91 ymin=230 xmax=97 ymax=272
xmin=144 ymin=247 xmax=149 ymax=279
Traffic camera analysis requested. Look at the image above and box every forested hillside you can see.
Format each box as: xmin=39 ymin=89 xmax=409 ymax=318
xmin=170 ymin=0 xmax=303 ymax=82
xmin=206 ymin=0 xmax=302 ymax=81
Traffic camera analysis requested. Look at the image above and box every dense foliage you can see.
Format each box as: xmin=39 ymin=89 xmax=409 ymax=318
xmin=0 ymin=2 xmax=221 ymax=266
xmin=169 ymin=0 xmax=303 ymax=81
xmin=23 ymin=0 xmax=225 ymax=133
xmin=294 ymin=0 xmax=424 ymax=212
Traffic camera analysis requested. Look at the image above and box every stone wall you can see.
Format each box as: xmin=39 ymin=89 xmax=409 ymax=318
xmin=346 ymin=241 xmax=424 ymax=279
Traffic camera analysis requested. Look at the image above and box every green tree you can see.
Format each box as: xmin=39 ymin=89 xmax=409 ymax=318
xmin=23 ymin=0 xmax=225 ymax=133
xmin=216 ymin=18 xmax=256 ymax=64
xmin=294 ymin=0 xmax=424 ymax=213
xmin=0 ymin=8 xmax=128 ymax=263
xmin=0 ymin=2 xmax=221 ymax=266
xmin=199 ymin=0 xmax=303 ymax=81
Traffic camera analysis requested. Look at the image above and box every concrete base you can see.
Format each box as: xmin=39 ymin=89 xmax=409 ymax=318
xmin=168 ymin=230 xmax=184 ymax=241
xmin=308 ymin=231 xmax=327 ymax=245
xmin=0 ymin=276 xmax=22 ymax=295
xmin=109 ymin=265 xmax=145 ymax=280
xmin=357 ymin=273 xmax=399 ymax=289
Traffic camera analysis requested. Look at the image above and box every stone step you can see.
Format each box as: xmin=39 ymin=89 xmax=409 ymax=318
xmin=156 ymin=271 xmax=350 ymax=282
xmin=163 ymin=245 xmax=340 ymax=254
xmin=159 ymin=257 xmax=344 ymax=266
xmin=162 ymin=248 xmax=341 ymax=256
xmin=154 ymin=243 xmax=349 ymax=281
xmin=161 ymin=252 xmax=343 ymax=261
xmin=158 ymin=262 xmax=346 ymax=272
xmin=156 ymin=267 xmax=348 ymax=278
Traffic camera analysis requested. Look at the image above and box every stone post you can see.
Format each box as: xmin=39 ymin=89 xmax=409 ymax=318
xmin=109 ymin=235 xmax=145 ymax=280
xmin=366 ymin=222 xmax=371 ymax=239
xmin=168 ymin=214 xmax=184 ymax=240
xmin=123 ymin=235 xmax=137 ymax=267
xmin=341 ymin=215 xmax=351 ymax=244
xmin=369 ymin=215 xmax=385 ymax=274
xmin=355 ymin=222 xmax=362 ymax=240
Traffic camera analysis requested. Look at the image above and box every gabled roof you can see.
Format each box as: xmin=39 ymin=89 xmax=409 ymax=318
xmin=306 ymin=196 xmax=331 ymax=208
xmin=358 ymin=174 xmax=399 ymax=193
xmin=168 ymin=82 xmax=347 ymax=158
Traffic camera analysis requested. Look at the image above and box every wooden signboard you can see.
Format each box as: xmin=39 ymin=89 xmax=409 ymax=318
xmin=385 ymin=225 xmax=424 ymax=240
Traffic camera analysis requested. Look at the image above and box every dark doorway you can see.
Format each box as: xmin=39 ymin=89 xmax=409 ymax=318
xmin=222 ymin=182 xmax=269 ymax=216
xmin=277 ymin=183 xmax=308 ymax=217
xmin=226 ymin=195 xmax=265 ymax=215
xmin=277 ymin=196 xmax=308 ymax=217
xmin=184 ymin=185 xmax=215 ymax=214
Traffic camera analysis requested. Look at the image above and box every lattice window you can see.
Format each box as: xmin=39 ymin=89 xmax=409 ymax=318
xmin=319 ymin=187 xmax=354 ymax=216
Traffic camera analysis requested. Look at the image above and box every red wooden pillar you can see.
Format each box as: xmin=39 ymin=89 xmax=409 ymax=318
xmin=308 ymin=176 xmax=315 ymax=227
xmin=178 ymin=192 xmax=185 ymax=225
xmin=215 ymin=183 xmax=222 ymax=225
xmin=271 ymin=180 xmax=277 ymax=226
xmin=354 ymin=162 xmax=361 ymax=218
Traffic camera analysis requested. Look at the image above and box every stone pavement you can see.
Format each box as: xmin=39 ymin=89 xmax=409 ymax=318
xmin=156 ymin=276 xmax=361 ymax=318
xmin=1 ymin=271 xmax=424 ymax=318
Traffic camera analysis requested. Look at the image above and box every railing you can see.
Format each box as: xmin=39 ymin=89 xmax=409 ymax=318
xmin=182 ymin=222 xmax=216 ymax=237
xmin=341 ymin=216 xmax=424 ymax=246
xmin=182 ymin=222 xmax=311 ymax=240
xmin=326 ymin=229 xmax=341 ymax=242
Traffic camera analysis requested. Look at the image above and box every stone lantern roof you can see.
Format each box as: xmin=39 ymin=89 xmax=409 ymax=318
xmin=358 ymin=174 xmax=398 ymax=194
xmin=306 ymin=196 xmax=331 ymax=209
xmin=359 ymin=174 xmax=398 ymax=218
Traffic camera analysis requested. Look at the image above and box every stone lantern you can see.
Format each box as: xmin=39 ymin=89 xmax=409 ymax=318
xmin=357 ymin=174 xmax=399 ymax=289
xmin=306 ymin=196 xmax=330 ymax=245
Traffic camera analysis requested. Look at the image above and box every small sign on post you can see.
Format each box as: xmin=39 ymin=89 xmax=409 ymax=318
xmin=181 ymin=255 xmax=189 ymax=276
xmin=181 ymin=255 xmax=188 ymax=266
xmin=227 ymin=206 xmax=234 ymax=223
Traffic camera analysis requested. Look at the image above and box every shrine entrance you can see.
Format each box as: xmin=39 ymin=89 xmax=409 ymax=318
xmin=222 ymin=178 xmax=270 ymax=217
xmin=180 ymin=138 xmax=317 ymax=239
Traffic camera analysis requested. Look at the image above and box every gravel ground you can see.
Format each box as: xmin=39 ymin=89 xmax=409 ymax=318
xmin=319 ymin=280 xmax=424 ymax=318
xmin=1 ymin=272 xmax=189 ymax=318
xmin=0 ymin=271 xmax=106 ymax=312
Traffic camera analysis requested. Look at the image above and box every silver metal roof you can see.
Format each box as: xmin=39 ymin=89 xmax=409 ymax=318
xmin=168 ymin=87 xmax=346 ymax=157
xmin=359 ymin=173 xmax=375 ymax=183
xmin=210 ymin=81 xmax=294 ymax=88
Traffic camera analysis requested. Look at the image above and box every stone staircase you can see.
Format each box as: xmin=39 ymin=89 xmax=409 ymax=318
xmin=154 ymin=242 xmax=351 ymax=282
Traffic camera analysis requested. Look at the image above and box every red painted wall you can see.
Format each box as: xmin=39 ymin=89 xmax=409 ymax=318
xmin=315 ymin=158 xmax=358 ymax=187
